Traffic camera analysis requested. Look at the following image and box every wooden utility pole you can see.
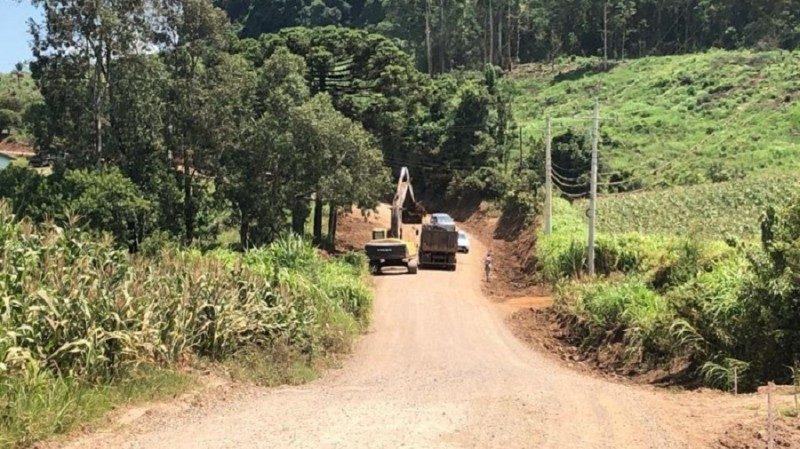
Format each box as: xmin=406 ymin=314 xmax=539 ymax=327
xmin=587 ymin=100 xmax=600 ymax=276
xmin=518 ymin=127 xmax=523 ymax=173
xmin=544 ymin=115 xmax=553 ymax=235
xmin=768 ymin=382 xmax=775 ymax=449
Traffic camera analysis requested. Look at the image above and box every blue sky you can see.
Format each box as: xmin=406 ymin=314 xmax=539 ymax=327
xmin=0 ymin=1 xmax=43 ymax=72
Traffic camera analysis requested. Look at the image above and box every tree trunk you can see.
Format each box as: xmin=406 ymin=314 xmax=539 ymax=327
xmin=327 ymin=202 xmax=338 ymax=247
xmin=603 ymin=1 xmax=609 ymax=69
xmin=94 ymin=57 xmax=103 ymax=165
xmin=488 ymin=0 xmax=494 ymax=65
xmin=239 ymin=211 xmax=250 ymax=251
xmin=313 ymin=196 xmax=323 ymax=243
xmin=291 ymin=199 xmax=309 ymax=235
xmin=439 ymin=0 xmax=446 ymax=72
xmin=497 ymin=4 xmax=503 ymax=68
xmin=515 ymin=2 xmax=521 ymax=62
xmin=183 ymin=150 xmax=194 ymax=245
xmin=425 ymin=0 xmax=434 ymax=75
xmin=506 ymin=3 xmax=513 ymax=69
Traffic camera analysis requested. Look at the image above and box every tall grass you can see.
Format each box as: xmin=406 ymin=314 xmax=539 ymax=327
xmin=539 ymin=198 xmax=761 ymax=384
xmin=0 ymin=205 xmax=371 ymax=446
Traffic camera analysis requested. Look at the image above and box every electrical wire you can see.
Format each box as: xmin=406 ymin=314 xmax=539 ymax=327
xmin=550 ymin=167 xmax=586 ymax=183
xmin=551 ymin=174 xmax=589 ymax=189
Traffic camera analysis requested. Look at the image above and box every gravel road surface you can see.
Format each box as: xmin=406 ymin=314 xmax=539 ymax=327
xmin=61 ymin=236 xmax=708 ymax=449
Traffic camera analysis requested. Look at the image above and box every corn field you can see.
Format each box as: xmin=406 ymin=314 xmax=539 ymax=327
xmin=577 ymin=175 xmax=800 ymax=239
xmin=0 ymin=203 xmax=371 ymax=385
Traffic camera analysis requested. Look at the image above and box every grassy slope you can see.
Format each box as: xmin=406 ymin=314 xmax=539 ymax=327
xmin=508 ymin=50 xmax=800 ymax=186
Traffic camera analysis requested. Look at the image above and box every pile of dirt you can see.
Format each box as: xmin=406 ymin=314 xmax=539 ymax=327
xmin=335 ymin=207 xmax=387 ymax=252
xmin=716 ymin=417 xmax=800 ymax=448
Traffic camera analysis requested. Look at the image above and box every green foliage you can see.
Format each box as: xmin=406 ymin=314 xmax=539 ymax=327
xmin=583 ymin=174 xmax=800 ymax=239
xmin=0 ymin=165 xmax=59 ymax=220
xmin=0 ymin=109 xmax=20 ymax=135
xmin=0 ymin=71 xmax=40 ymax=142
xmin=60 ymin=168 xmax=152 ymax=248
xmin=0 ymin=166 xmax=151 ymax=248
xmin=560 ymin=278 xmax=673 ymax=366
xmin=739 ymin=199 xmax=800 ymax=384
xmin=0 ymin=369 xmax=193 ymax=449
xmin=543 ymin=194 xmax=800 ymax=388
xmin=511 ymin=50 xmax=800 ymax=189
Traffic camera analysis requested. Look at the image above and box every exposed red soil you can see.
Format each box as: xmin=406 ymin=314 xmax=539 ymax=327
xmin=335 ymin=207 xmax=383 ymax=252
xmin=716 ymin=417 xmax=800 ymax=448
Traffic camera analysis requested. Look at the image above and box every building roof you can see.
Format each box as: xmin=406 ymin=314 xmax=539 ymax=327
xmin=0 ymin=141 xmax=35 ymax=159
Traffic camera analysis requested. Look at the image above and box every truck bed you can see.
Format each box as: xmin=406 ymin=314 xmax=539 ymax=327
xmin=419 ymin=225 xmax=458 ymax=269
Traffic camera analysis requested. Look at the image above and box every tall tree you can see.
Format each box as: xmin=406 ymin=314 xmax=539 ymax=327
xmin=158 ymin=0 xmax=232 ymax=244
xmin=30 ymin=0 xmax=152 ymax=166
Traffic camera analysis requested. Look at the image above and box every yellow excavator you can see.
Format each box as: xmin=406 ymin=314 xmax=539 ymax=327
xmin=364 ymin=167 xmax=425 ymax=275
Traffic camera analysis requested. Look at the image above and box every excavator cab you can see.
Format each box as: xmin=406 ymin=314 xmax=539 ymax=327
xmin=372 ymin=228 xmax=387 ymax=240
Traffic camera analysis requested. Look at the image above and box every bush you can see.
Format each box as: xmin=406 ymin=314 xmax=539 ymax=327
xmin=0 ymin=165 xmax=58 ymax=220
xmin=0 ymin=109 xmax=20 ymax=134
xmin=61 ymin=168 xmax=152 ymax=249
xmin=0 ymin=166 xmax=151 ymax=249
xmin=558 ymin=278 xmax=674 ymax=367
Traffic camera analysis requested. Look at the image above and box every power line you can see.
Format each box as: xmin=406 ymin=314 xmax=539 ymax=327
xmin=551 ymin=176 xmax=589 ymax=189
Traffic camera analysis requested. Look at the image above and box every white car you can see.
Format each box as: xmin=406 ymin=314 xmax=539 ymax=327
xmin=457 ymin=230 xmax=470 ymax=253
xmin=430 ymin=213 xmax=456 ymax=231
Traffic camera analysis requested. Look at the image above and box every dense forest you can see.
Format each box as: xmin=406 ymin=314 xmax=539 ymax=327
xmin=217 ymin=0 xmax=800 ymax=72
xmin=0 ymin=0 xmax=516 ymax=251
xmin=2 ymin=0 xmax=799 ymax=252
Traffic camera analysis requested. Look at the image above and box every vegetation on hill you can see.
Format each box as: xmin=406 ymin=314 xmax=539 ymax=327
xmin=537 ymin=197 xmax=800 ymax=390
xmin=218 ymin=0 xmax=800 ymax=73
xmin=574 ymin=174 xmax=800 ymax=239
xmin=0 ymin=207 xmax=371 ymax=448
xmin=509 ymin=50 xmax=800 ymax=189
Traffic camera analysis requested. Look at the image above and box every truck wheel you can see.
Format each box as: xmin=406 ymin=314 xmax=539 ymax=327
xmin=407 ymin=261 xmax=418 ymax=274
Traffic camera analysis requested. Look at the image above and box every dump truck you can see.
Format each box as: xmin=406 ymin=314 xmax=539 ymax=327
xmin=419 ymin=224 xmax=458 ymax=270
xmin=365 ymin=228 xmax=418 ymax=275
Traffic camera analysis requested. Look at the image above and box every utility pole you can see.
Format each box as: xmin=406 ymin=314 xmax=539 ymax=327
xmin=587 ymin=100 xmax=600 ymax=276
xmin=603 ymin=1 xmax=609 ymax=70
xmin=544 ymin=115 xmax=553 ymax=235
xmin=518 ymin=127 xmax=523 ymax=173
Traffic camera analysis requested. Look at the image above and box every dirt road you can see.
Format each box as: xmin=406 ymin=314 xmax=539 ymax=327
xmin=62 ymin=227 xmax=737 ymax=448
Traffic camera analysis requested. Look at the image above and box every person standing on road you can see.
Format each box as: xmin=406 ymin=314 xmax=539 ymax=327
xmin=484 ymin=251 xmax=493 ymax=282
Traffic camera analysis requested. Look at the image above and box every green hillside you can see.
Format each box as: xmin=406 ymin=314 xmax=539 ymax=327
xmin=509 ymin=49 xmax=800 ymax=187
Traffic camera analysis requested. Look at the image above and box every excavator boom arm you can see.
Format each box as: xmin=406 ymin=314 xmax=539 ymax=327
xmin=390 ymin=167 xmax=416 ymax=238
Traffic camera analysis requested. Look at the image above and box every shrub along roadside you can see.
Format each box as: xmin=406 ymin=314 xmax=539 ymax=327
xmin=0 ymin=205 xmax=372 ymax=447
xmin=539 ymin=197 xmax=800 ymax=390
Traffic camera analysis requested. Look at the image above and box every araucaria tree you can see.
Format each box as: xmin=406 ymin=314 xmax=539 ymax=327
xmin=23 ymin=0 xmax=390 ymax=249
